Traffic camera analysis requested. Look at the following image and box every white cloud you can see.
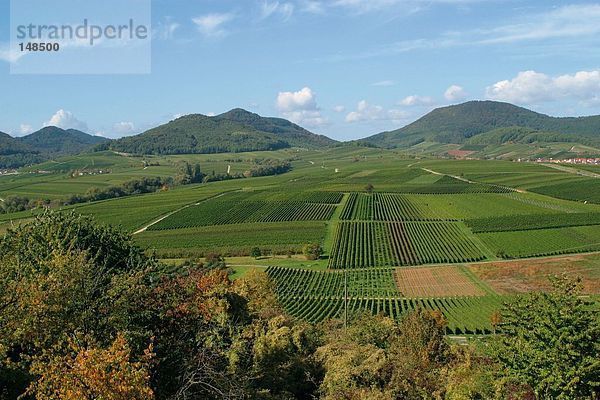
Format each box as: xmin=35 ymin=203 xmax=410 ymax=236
xmin=300 ymin=0 xmax=326 ymax=14
xmin=444 ymin=85 xmax=467 ymax=101
xmin=283 ymin=110 xmax=327 ymax=127
xmin=318 ymin=4 xmax=600 ymax=62
xmin=399 ymin=95 xmax=434 ymax=106
xmin=277 ymin=87 xmax=318 ymax=112
xmin=485 ymin=70 xmax=600 ymax=105
xmin=155 ymin=17 xmax=180 ymax=40
xmin=329 ymin=0 xmax=481 ymax=14
xmin=276 ymin=87 xmax=327 ymax=127
xmin=0 ymin=43 xmax=25 ymax=64
xmin=260 ymin=1 xmax=295 ymax=20
xmin=44 ymin=110 xmax=88 ymax=132
xmin=192 ymin=13 xmax=235 ymax=38
xmin=372 ymin=80 xmax=396 ymax=87
xmin=19 ymin=124 xmax=33 ymax=135
xmin=345 ymin=100 xmax=408 ymax=123
xmin=478 ymin=4 xmax=600 ymax=45
xmin=333 ymin=105 xmax=346 ymax=113
xmin=113 ymin=121 xmax=136 ymax=135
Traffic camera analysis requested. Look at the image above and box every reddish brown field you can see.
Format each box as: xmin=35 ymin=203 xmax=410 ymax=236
xmin=468 ymin=253 xmax=600 ymax=295
xmin=395 ymin=266 xmax=485 ymax=297
xmin=447 ymin=150 xmax=475 ymax=158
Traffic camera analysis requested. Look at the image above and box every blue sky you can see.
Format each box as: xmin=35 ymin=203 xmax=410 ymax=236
xmin=1 ymin=0 xmax=600 ymax=140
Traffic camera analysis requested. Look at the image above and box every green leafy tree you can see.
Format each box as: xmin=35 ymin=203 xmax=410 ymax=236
xmin=365 ymin=183 xmax=374 ymax=194
xmin=492 ymin=275 xmax=600 ymax=399
xmin=316 ymin=313 xmax=398 ymax=399
xmin=0 ymin=211 xmax=157 ymax=397
xmin=387 ymin=309 xmax=452 ymax=399
xmin=303 ymin=243 xmax=323 ymax=260
xmin=251 ymin=247 xmax=262 ymax=259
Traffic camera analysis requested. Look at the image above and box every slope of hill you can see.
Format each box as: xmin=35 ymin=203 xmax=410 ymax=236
xmin=18 ymin=126 xmax=107 ymax=155
xmin=0 ymin=132 xmax=44 ymax=168
xmin=215 ymin=108 xmax=336 ymax=148
xmin=465 ymin=126 xmax=600 ymax=147
xmin=109 ymin=109 xmax=337 ymax=155
xmin=363 ymin=101 xmax=600 ymax=148
xmin=0 ymin=127 xmax=108 ymax=169
xmin=0 ymin=132 xmax=32 ymax=156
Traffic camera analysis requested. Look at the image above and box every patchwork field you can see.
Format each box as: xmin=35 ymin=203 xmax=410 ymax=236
xmin=478 ymin=225 xmax=600 ymax=258
xmin=327 ymin=221 xmax=486 ymax=268
xmin=468 ymin=253 xmax=600 ymax=294
xmin=394 ymin=266 xmax=486 ymax=297
xmin=2 ymin=147 xmax=600 ymax=334
xmin=266 ymin=266 xmax=502 ymax=334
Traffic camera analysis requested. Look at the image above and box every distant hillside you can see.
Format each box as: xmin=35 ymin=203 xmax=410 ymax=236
xmin=363 ymin=101 xmax=600 ymax=148
xmin=0 ymin=132 xmax=32 ymax=156
xmin=0 ymin=127 xmax=107 ymax=168
xmin=19 ymin=127 xmax=107 ymax=155
xmin=466 ymin=126 xmax=600 ymax=147
xmin=215 ymin=109 xmax=335 ymax=148
xmin=0 ymin=132 xmax=43 ymax=168
xmin=109 ymin=109 xmax=337 ymax=155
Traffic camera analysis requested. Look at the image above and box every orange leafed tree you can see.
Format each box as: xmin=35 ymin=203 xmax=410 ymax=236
xmin=27 ymin=333 xmax=154 ymax=400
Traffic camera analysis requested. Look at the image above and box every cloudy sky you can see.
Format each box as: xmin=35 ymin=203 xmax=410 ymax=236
xmin=1 ymin=0 xmax=600 ymax=140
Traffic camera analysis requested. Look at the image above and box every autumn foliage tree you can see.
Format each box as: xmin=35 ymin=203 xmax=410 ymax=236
xmin=26 ymin=334 xmax=154 ymax=400
xmin=0 ymin=211 xmax=158 ymax=398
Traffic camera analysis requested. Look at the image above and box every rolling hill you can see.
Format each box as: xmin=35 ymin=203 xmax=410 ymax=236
xmin=215 ymin=108 xmax=335 ymax=148
xmin=362 ymin=101 xmax=600 ymax=148
xmin=0 ymin=132 xmax=32 ymax=156
xmin=0 ymin=127 xmax=108 ymax=168
xmin=109 ymin=109 xmax=337 ymax=155
xmin=19 ymin=126 xmax=108 ymax=155
xmin=0 ymin=132 xmax=43 ymax=168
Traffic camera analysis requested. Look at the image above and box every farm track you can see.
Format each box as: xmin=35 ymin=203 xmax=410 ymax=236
xmin=421 ymin=167 xmax=517 ymax=192
xmin=133 ymin=190 xmax=238 ymax=235
xmin=542 ymin=163 xmax=600 ymax=179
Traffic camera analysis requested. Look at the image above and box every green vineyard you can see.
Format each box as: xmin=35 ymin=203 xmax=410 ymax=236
xmin=388 ymin=176 xmax=513 ymax=194
xmin=295 ymin=191 xmax=344 ymax=204
xmin=149 ymin=191 xmax=339 ymax=230
xmin=466 ymin=212 xmax=600 ymax=233
xmin=327 ymin=221 xmax=486 ymax=268
xmin=340 ymin=193 xmax=445 ymax=221
xmin=478 ymin=225 xmax=600 ymax=258
xmin=266 ymin=267 xmax=502 ymax=334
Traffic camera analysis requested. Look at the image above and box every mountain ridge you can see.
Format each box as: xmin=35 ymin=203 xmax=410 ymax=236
xmin=108 ymin=108 xmax=337 ymax=155
xmin=362 ymin=101 xmax=600 ymax=148
xmin=0 ymin=127 xmax=108 ymax=168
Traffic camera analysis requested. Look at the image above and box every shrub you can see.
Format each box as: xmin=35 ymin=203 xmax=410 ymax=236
xmin=303 ymin=243 xmax=323 ymax=260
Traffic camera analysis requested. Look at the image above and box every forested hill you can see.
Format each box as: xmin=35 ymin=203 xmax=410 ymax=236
xmin=215 ymin=108 xmax=336 ymax=148
xmin=108 ymin=109 xmax=337 ymax=155
xmin=362 ymin=101 xmax=600 ymax=148
xmin=0 ymin=131 xmax=30 ymax=155
xmin=0 ymin=127 xmax=107 ymax=169
xmin=19 ymin=126 xmax=107 ymax=155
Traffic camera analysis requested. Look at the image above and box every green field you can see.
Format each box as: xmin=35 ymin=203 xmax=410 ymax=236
xmin=2 ymin=146 xmax=600 ymax=334
xmin=266 ymin=266 xmax=502 ymax=334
